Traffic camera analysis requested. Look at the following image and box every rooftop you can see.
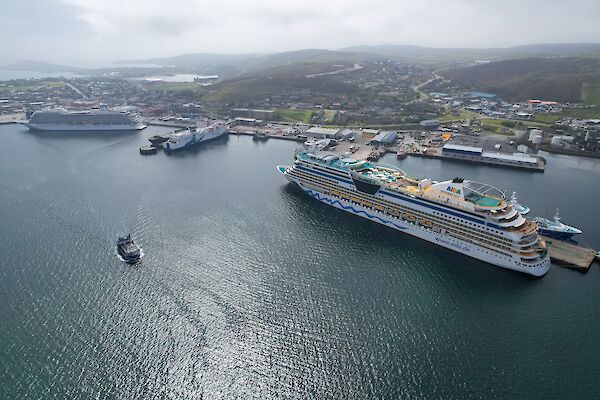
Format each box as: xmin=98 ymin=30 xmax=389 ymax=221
xmin=443 ymin=144 xmax=484 ymax=153
xmin=305 ymin=126 xmax=340 ymax=137
xmin=481 ymin=152 xmax=538 ymax=164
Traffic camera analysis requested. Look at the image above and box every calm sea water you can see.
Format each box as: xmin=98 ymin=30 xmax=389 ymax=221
xmin=1 ymin=124 xmax=599 ymax=399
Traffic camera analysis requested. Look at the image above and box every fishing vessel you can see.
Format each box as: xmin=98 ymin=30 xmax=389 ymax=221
xmin=164 ymin=121 xmax=228 ymax=152
xmin=277 ymin=151 xmax=550 ymax=276
xmin=253 ymin=131 xmax=269 ymax=141
xmin=510 ymin=192 xmax=530 ymax=215
xmin=116 ymin=234 xmax=141 ymax=264
xmin=533 ymin=209 xmax=582 ymax=241
xmin=24 ymin=109 xmax=146 ymax=131
xmin=396 ymin=150 xmax=407 ymax=159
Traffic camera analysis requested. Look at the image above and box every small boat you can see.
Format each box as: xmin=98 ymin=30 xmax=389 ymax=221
xmin=148 ymin=134 xmax=169 ymax=145
xmin=139 ymin=145 xmax=158 ymax=155
xmin=533 ymin=209 xmax=582 ymax=241
xmin=117 ymin=234 xmax=141 ymax=264
xmin=396 ymin=150 xmax=407 ymax=159
xmin=510 ymin=192 xmax=530 ymax=215
xmin=253 ymin=131 xmax=269 ymax=141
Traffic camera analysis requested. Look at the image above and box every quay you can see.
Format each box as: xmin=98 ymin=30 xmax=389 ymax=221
xmin=228 ymin=129 xmax=304 ymax=142
xmin=147 ymin=120 xmax=196 ymax=128
xmin=0 ymin=113 xmax=26 ymax=125
xmin=542 ymin=236 xmax=597 ymax=271
xmin=407 ymin=148 xmax=545 ymax=172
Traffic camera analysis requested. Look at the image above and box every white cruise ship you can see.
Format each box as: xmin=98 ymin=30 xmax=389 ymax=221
xmin=24 ymin=109 xmax=146 ymax=131
xmin=277 ymin=151 xmax=550 ymax=277
xmin=164 ymin=121 xmax=228 ymax=152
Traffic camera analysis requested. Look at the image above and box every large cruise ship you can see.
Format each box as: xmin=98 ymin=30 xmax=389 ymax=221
xmin=164 ymin=121 xmax=228 ymax=152
xmin=277 ymin=151 xmax=551 ymax=277
xmin=23 ymin=109 xmax=146 ymax=131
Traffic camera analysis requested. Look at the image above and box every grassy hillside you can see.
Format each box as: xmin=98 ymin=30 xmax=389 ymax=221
xmin=275 ymin=109 xmax=314 ymax=123
xmin=118 ymin=49 xmax=379 ymax=73
xmin=442 ymin=57 xmax=600 ymax=103
xmin=341 ymin=43 xmax=600 ymax=63
xmin=205 ymin=63 xmax=360 ymax=103
xmin=582 ymin=83 xmax=600 ymax=105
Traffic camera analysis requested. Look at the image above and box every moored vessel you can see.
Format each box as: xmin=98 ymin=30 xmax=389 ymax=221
xmin=277 ymin=151 xmax=550 ymax=277
xmin=23 ymin=109 xmax=146 ymax=131
xmin=253 ymin=131 xmax=269 ymax=141
xmin=148 ymin=134 xmax=169 ymax=145
xmin=139 ymin=145 xmax=158 ymax=155
xmin=164 ymin=121 xmax=228 ymax=152
xmin=396 ymin=150 xmax=407 ymax=159
xmin=533 ymin=209 xmax=582 ymax=241
xmin=510 ymin=192 xmax=530 ymax=215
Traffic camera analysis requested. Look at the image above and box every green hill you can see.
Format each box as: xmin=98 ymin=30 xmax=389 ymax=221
xmin=205 ymin=62 xmax=360 ymax=103
xmin=441 ymin=57 xmax=600 ymax=103
xmin=341 ymin=43 xmax=600 ymax=63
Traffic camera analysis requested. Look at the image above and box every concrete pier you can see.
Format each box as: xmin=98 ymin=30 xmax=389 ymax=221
xmin=228 ymin=129 xmax=304 ymax=142
xmin=542 ymin=236 xmax=597 ymax=271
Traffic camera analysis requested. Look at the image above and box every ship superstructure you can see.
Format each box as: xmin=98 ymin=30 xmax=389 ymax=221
xmin=24 ymin=109 xmax=146 ymax=131
xmin=277 ymin=151 xmax=550 ymax=276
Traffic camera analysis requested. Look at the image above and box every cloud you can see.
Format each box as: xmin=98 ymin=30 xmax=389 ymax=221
xmin=2 ymin=0 xmax=600 ymax=64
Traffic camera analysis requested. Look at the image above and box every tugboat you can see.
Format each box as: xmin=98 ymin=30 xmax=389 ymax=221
xmin=533 ymin=209 xmax=582 ymax=241
xmin=117 ymin=234 xmax=141 ymax=264
xmin=148 ymin=134 xmax=169 ymax=145
xmin=139 ymin=145 xmax=158 ymax=155
xmin=510 ymin=192 xmax=530 ymax=215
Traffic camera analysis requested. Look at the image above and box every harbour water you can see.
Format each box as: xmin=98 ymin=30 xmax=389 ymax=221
xmin=1 ymin=123 xmax=599 ymax=399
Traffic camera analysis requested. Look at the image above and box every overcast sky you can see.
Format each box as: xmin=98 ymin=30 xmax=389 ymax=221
xmin=2 ymin=0 xmax=600 ymax=65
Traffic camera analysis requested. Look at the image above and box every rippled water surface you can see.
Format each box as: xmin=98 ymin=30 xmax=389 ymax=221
xmin=1 ymin=124 xmax=599 ymax=399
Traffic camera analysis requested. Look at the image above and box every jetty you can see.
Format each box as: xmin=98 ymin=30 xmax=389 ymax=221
xmin=228 ymin=128 xmax=304 ymax=142
xmin=542 ymin=236 xmax=597 ymax=271
xmin=408 ymin=148 xmax=545 ymax=172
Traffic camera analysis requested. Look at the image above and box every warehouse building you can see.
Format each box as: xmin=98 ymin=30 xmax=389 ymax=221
xmin=369 ymin=131 xmax=398 ymax=146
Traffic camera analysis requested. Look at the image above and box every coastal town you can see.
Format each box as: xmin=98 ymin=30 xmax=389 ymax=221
xmin=2 ymin=58 xmax=599 ymax=166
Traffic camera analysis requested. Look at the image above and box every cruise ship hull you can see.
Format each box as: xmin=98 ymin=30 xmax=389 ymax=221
xmin=23 ymin=123 xmax=146 ymax=131
xmin=164 ymin=127 xmax=227 ymax=152
xmin=278 ymin=166 xmax=551 ymax=277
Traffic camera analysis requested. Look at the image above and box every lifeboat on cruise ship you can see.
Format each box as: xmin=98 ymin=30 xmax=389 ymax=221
xmin=418 ymin=219 xmax=434 ymax=228
xmin=402 ymin=213 xmax=417 ymax=223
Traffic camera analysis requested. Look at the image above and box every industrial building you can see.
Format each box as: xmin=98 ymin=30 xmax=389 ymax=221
xmin=369 ymin=131 xmax=398 ymax=146
xmin=233 ymin=117 xmax=265 ymax=126
xmin=232 ymin=108 xmax=275 ymax=120
xmin=304 ymin=126 xmax=340 ymax=138
xmin=420 ymin=119 xmax=440 ymax=128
